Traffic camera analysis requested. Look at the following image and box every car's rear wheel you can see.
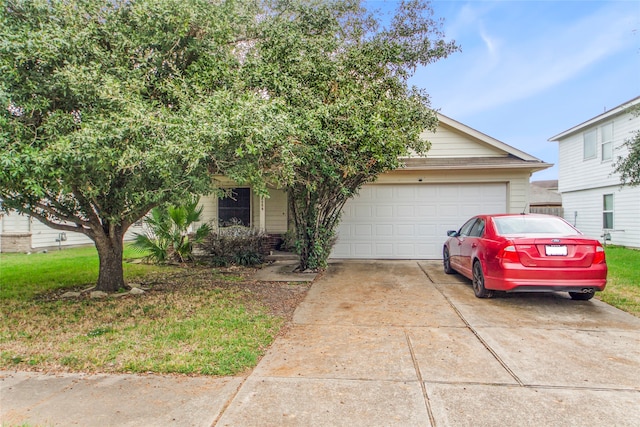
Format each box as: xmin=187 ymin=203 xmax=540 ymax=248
xmin=443 ymin=246 xmax=454 ymax=274
xmin=569 ymin=291 xmax=595 ymax=301
xmin=472 ymin=261 xmax=494 ymax=298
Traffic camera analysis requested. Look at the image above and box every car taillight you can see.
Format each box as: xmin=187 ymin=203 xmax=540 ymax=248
xmin=593 ymin=245 xmax=606 ymax=264
xmin=498 ymin=244 xmax=520 ymax=263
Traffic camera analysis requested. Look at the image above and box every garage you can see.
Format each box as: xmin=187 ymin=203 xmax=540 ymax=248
xmin=192 ymin=114 xmax=548 ymax=259
xmin=331 ymin=182 xmax=507 ymax=259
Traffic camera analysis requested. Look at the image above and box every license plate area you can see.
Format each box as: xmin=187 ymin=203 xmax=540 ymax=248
xmin=545 ymin=245 xmax=567 ymax=256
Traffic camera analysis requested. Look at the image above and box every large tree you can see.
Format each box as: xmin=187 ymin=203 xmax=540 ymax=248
xmin=245 ymin=0 xmax=458 ymax=270
xmin=0 ymin=0 xmax=291 ymax=291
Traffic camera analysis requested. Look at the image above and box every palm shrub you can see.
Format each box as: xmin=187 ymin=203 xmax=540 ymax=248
xmin=133 ymin=198 xmax=212 ymax=263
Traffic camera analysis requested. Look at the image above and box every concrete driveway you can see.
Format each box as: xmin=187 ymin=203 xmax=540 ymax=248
xmin=218 ymin=260 xmax=640 ymax=426
xmin=2 ymin=260 xmax=640 ymax=426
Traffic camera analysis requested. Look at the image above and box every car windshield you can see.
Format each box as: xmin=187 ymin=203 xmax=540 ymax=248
xmin=493 ymin=216 xmax=579 ymax=236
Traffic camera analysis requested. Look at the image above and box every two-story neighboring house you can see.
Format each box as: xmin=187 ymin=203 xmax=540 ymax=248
xmin=549 ymin=96 xmax=640 ymax=248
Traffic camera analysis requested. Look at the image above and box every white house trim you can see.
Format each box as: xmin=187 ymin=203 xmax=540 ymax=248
xmin=549 ymin=96 xmax=640 ymax=141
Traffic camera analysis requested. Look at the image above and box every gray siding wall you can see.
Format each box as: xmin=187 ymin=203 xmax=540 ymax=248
xmin=557 ymin=103 xmax=640 ymax=248
xmin=562 ymin=186 xmax=640 ymax=247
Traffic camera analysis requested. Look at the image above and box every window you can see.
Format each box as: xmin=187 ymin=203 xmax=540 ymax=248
xmin=603 ymin=194 xmax=614 ymax=229
xmin=469 ymin=219 xmax=485 ymax=237
xmin=601 ymin=122 xmax=613 ymax=161
xmin=458 ymin=218 xmax=477 ymax=237
xmin=493 ymin=216 xmax=577 ymax=235
xmin=219 ymin=188 xmax=251 ymax=227
xmin=583 ymin=129 xmax=597 ymax=160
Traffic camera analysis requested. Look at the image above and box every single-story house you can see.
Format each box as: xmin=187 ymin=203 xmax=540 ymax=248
xmin=529 ymin=180 xmax=563 ymax=217
xmin=196 ymin=113 xmax=551 ymax=259
xmin=0 ymin=212 xmax=145 ymax=253
xmin=1 ymin=113 xmax=551 ymax=256
xmin=549 ymin=96 xmax=640 ymax=248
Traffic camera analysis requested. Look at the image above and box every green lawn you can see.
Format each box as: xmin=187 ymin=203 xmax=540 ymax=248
xmin=0 ymin=245 xmax=291 ymax=376
xmin=598 ymin=246 xmax=640 ymax=317
xmin=0 ymin=245 xmax=155 ymax=300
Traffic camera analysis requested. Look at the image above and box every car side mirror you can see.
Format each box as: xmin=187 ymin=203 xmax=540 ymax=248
xmin=447 ymin=230 xmax=458 ymax=237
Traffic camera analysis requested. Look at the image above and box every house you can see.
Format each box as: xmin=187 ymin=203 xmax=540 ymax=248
xmin=1 ymin=114 xmax=551 ymax=256
xmin=549 ymin=96 xmax=640 ymax=248
xmin=196 ymin=114 xmax=551 ymax=259
xmin=0 ymin=211 xmax=145 ymax=253
xmin=529 ymin=180 xmax=563 ymax=217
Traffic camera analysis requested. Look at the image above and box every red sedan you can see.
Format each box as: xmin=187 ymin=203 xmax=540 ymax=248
xmin=443 ymin=214 xmax=607 ymax=300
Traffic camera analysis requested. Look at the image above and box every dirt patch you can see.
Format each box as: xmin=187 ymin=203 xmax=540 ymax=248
xmin=41 ymin=264 xmax=312 ymax=321
xmin=4 ymin=264 xmax=313 ymax=376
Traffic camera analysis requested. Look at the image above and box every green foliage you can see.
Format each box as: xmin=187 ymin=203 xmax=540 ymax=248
xmin=0 ymin=0 xmax=293 ymax=291
xmin=133 ymin=197 xmax=211 ymax=264
xmin=280 ymin=229 xmax=298 ymax=252
xmin=201 ymin=225 xmax=268 ymax=267
xmin=244 ymin=0 xmax=459 ymax=270
xmin=614 ymin=105 xmax=640 ymax=187
xmin=614 ymin=129 xmax=640 ymax=187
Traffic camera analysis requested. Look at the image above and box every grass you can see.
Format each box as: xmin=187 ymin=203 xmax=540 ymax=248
xmin=0 ymin=245 xmax=292 ymax=376
xmin=597 ymin=246 xmax=640 ymax=317
xmin=0 ymin=245 xmax=158 ymax=300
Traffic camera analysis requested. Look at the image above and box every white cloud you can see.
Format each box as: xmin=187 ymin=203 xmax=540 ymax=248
xmin=421 ymin=1 xmax=639 ymax=117
xmin=479 ymin=24 xmax=500 ymax=57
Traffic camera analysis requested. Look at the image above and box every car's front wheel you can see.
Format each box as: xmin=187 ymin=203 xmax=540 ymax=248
xmin=443 ymin=246 xmax=454 ymax=274
xmin=472 ymin=261 xmax=494 ymax=298
xmin=569 ymin=291 xmax=595 ymax=301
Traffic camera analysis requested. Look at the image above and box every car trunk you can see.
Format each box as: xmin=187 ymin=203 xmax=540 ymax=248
xmin=513 ymin=238 xmax=598 ymax=268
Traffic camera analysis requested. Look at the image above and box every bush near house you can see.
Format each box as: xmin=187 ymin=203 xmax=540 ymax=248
xmin=199 ymin=225 xmax=269 ymax=267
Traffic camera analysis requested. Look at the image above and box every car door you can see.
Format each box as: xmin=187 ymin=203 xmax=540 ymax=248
xmin=459 ymin=218 xmax=486 ymax=276
xmin=450 ymin=218 xmax=478 ymax=275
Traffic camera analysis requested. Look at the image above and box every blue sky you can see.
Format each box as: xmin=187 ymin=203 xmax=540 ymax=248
xmin=373 ymin=0 xmax=640 ymax=181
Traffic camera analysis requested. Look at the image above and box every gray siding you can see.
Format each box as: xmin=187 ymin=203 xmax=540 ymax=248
xmin=562 ymin=185 xmax=639 ymax=247
xmin=556 ymin=101 xmax=640 ymax=248
xmin=558 ymin=109 xmax=639 ymax=193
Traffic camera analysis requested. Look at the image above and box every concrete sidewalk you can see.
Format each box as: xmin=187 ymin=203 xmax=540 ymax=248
xmin=3 ymin=260 xmax=640 ymax=426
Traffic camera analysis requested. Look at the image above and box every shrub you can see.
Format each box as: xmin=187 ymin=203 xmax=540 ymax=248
xmin=133 ymin=198 xmax=211 ymax=264
xmin=279 ymin=229 xmax=299 ymax=252
xmin=200 ymin=225 xmax=269 ymax=267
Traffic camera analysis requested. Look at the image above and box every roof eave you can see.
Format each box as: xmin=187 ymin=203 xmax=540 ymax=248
xmin=436 ymin=113 xmax=544 ymax=162
xmin=399 ymin=161 xmax=553 ymax=173
xmin=548 ymin=95 xmax=640 ymax=141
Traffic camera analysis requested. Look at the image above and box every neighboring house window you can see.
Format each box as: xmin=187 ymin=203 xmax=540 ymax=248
xmin=601 ymin=122 xmax=613 ymax=161
xmin=603 ymin=194 xmax=614 ymax=230
xmin=583 ymin=129 xmax=597 ymax=160
xmin=219 ymin=188 xmax=251 ymax=227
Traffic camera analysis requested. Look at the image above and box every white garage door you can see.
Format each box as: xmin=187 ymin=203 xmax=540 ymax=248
xmin=331 ymin=183 xmax=506 ymax=259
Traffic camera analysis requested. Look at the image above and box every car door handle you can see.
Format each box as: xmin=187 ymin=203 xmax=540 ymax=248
xmin=471 ymin=243 xmax=478 ymax=248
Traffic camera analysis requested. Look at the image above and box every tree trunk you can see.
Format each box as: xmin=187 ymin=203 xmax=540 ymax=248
xmin=289 ymin=187 xmax=344 ymax=272
xmin=296 ymin=224 xmax=335 ymax=271
xmin=94 ymin=233 xmax=126 ymax=292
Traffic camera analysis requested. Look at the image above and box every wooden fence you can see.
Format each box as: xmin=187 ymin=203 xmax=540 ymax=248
xmin=529 ymin=207 xmax=564 ymax=217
